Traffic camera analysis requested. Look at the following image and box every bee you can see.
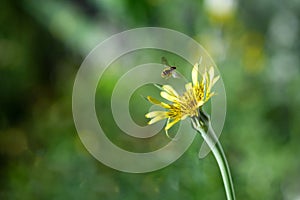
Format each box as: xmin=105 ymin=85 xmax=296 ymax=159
xmin=161 ymin=57 xmax=181 ymax=79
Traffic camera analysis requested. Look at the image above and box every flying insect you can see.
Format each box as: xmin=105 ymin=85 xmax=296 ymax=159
xmin=161 ymin=57 xmax=181 ymax=79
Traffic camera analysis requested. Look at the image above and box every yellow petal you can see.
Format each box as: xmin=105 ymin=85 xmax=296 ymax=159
xmin=212 ymin=75 xmax=220 ymax=86
xmin=148 ymin=114 xmax=167 ymax=124
xmin=185 ymin=82 xmax=193 ymax=91
xmin=162 ymin=85 xmax=179 ymax=97
xmin=160 ymin=102 xmax=171 ymax=109
xmin=192 ymin=62 xmax=199 ymax=86
xmin=160 ymin=91 xmax=178 ymax=102
xmin=206 ymin=92 xmax=216 ymax=100
xmin=197 ymin=100 xmax=205 ymax=107
xmin=181 ymin=114 xmax=188 ymax=120
xmin=147 ymin=96 xmax=160 ymax=104
xmin=165 ymin=117 xmax=181 ymax=130
xmin=147 ymin=96 xmax=170 ymax=108
xmin=145 ymin=111 xmax=166 ymax=118
xmin=208 ymin=67 xmax=215 ymax=83
xmin=201 ymin=71 xmax=207 ymax=86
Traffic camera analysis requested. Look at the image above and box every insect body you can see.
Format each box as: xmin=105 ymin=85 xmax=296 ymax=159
xmin=161 ymin=57 xmax=181 ymax=79
xmin=161 ymin=66 xmax=177 ymax=79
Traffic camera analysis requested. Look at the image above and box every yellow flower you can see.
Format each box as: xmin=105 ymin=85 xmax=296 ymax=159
xmin=145 ymin=59 xmax=219 ymax=137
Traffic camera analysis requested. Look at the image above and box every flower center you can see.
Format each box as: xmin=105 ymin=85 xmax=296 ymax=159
xmin=179 ymin=88 xmax=201 ymax=117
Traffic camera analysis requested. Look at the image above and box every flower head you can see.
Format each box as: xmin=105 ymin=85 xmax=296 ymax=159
xmin=145 ymin=59 xmax=219 ymax=137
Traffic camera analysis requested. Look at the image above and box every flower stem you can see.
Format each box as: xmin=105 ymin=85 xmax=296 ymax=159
xmin=192 ymin=117 xmax=236 ymax=200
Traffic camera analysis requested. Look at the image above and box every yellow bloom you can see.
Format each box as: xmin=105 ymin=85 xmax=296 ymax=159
xmin=145 ymin=59 xmax=219 ymax=137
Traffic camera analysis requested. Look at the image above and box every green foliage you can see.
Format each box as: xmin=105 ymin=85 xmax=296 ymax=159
xmin=1 ymin=0 xmax=300 ymax=199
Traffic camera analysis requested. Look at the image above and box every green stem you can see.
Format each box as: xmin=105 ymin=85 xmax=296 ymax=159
xmin=192 ymin=117 xmax=236 ymax=200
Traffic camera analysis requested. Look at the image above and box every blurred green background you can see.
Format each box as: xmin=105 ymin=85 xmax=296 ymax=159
xmin=1 ymin=0 xmax=300 ymax=199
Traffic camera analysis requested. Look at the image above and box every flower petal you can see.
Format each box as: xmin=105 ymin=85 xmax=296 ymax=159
xmin=145 ymin=111 xmax=166 ymax=118
xmin=146 ymin=96 xmax=160 ymax=104
xmin=162 ymin=85 xmax=179 ymax=97
xmin=165 ymin=117 xmax=181 ymax=130
xmin=206 ymin=92 xmax=216 ymax=100
xmin=192 ymin=62 xmax=199 ymax=86
xmin=197 ymin=100 xmax=205 ymax=107
xmin=148 ymin=115 xmax=167 ymax=124
xmin=160 ymin=91 xmax=178 ymax=102
xmin=181 ymin=114 xmax=188 ymax=120
xmin=146 ymin=112 xmax=168 ymax=124
xmin=147 ymin=96 xmax=170 ymax=108
xmin=185 ymin=82 xmax=193 ymax=91
xmin=201 ymin=71 xmax=207 ymax=86
xmin=208 ymin=67 xmax=215 ymax=83
xmin=212 ymin=75 xmax=220 ymax=86
xmin=203 ymin=70 xmax=210 ymax=97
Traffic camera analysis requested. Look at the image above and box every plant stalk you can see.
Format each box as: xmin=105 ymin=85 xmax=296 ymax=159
xmin=192 ymin=116 xmax=236 ymax=200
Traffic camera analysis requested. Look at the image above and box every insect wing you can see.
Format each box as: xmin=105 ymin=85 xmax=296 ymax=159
xmin=171 ymin=71 xmax=181 ymax=79
xmin=161 ymin=57 xmax=170 ymax=67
